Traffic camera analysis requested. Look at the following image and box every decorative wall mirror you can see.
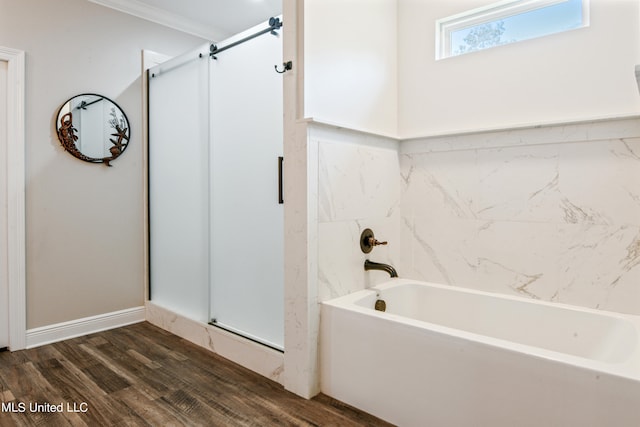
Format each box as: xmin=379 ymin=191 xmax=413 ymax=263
xmin=56 ymin=93 xmax=130 ymax=166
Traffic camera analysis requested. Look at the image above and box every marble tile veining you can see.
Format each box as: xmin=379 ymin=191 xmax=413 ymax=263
xmin=399 ymin=123 xmax=640 ymax=315
xmin=557 ymin=138 xmax=640 ymax=227
xmin=476 ymin=144 xmax=561 ymax=223
xmin=318 ymin=139 xmax=400 ymax=222
xmin=317 ymin=117 xmax=640 ymax=316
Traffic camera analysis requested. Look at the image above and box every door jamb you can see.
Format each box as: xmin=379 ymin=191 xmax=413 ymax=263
xmin=0 ymin=46 xmax=26 ymax=351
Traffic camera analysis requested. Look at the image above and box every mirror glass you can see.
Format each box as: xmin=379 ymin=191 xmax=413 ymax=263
xmin=56 ymin=94 xmax=130 ymax=166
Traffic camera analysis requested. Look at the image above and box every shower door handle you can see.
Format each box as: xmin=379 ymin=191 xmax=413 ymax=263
xmin=278 ymin=156 xmax=284 ymax=204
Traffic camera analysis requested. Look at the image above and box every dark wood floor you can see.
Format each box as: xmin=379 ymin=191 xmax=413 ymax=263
xmin=0 ymin=322 xmax=393 ymax=426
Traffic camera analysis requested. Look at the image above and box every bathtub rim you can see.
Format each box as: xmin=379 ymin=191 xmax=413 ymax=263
xmin=321 ymin=278 xmax=640 ymax=382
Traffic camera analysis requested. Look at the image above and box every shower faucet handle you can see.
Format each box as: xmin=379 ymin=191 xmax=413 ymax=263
xmin=368 ymin=237 xmax=388 ymax=247
xmin=360 ymin=228 xmax=387 ymax=254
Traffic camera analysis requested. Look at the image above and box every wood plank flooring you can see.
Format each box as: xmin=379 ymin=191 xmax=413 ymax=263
xmin=0 ymin=322 xmax=393 ymax=426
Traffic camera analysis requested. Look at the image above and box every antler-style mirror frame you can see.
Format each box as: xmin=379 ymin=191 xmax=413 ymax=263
xmin=56 ymin=93 xmax=130 ymax=166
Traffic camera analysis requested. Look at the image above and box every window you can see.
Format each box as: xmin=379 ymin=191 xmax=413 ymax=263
xmin=436 ymin=0 xmax=589 ymax=59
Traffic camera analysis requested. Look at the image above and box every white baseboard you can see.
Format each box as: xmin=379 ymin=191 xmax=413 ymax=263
xmin=26 ymin=306 xmax=146 ymax=349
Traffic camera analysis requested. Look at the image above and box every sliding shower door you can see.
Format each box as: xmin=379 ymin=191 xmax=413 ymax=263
xmin=148 ymin=19 xmax=284 ymax=350
xmin=148 ymin=45 xmax=211 ymax=322
xmin=209 ymin=25 xmax=284 ymax=350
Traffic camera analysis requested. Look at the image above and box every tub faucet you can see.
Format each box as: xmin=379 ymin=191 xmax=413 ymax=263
xmin=364 ymin=260 xmax=398 ymax=278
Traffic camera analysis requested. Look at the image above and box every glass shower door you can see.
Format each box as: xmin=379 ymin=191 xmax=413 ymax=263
xmin=149 ymin=21 xmax=284 ymax=350
xmin=148 ymin=44 xmax=211 ymax=323
xmin=209 ymin=25 xmax=284 ymax=350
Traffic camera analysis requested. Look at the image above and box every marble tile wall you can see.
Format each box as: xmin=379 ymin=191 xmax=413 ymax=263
xmin=313 ymin=123 xmax=401 ymax=302
xmin=314 ymin=117 xmax=640 ymax=315
xmin=400 ymin=117 xmax=640 ymax=315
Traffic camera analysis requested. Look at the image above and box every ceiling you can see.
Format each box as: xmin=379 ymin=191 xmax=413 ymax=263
xmin=89 ymin=0 xmax=282 ymax=42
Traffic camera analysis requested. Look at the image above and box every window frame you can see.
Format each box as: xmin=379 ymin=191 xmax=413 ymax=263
xmin=435 ymin=0 xmax=590 ymax=60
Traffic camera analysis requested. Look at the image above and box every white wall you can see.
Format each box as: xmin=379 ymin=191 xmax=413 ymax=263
xmin=398 ymin=0 xmax=640 ymax=137
xmin=0 ymin=0 xmax=206 ymax=328
xmin=302 ymin=0 xmax=640 ymax=138
xmin=304 ymin=0 xmax=398 ymax=136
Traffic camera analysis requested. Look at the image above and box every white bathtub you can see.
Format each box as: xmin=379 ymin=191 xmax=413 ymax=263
xmin=320 ymin=279 xmax=640 ymax=427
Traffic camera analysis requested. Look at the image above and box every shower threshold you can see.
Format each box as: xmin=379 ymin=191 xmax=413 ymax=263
xmin=208 ymin=319 xmax=284 ymax=353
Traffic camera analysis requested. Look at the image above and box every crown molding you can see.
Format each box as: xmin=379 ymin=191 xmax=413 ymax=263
xmin=88 ymin=0 xmax=225 ymax=41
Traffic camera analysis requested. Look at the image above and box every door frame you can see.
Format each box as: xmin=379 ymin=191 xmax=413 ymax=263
xmin=0 ymin=46 xmax=26 ymax=351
